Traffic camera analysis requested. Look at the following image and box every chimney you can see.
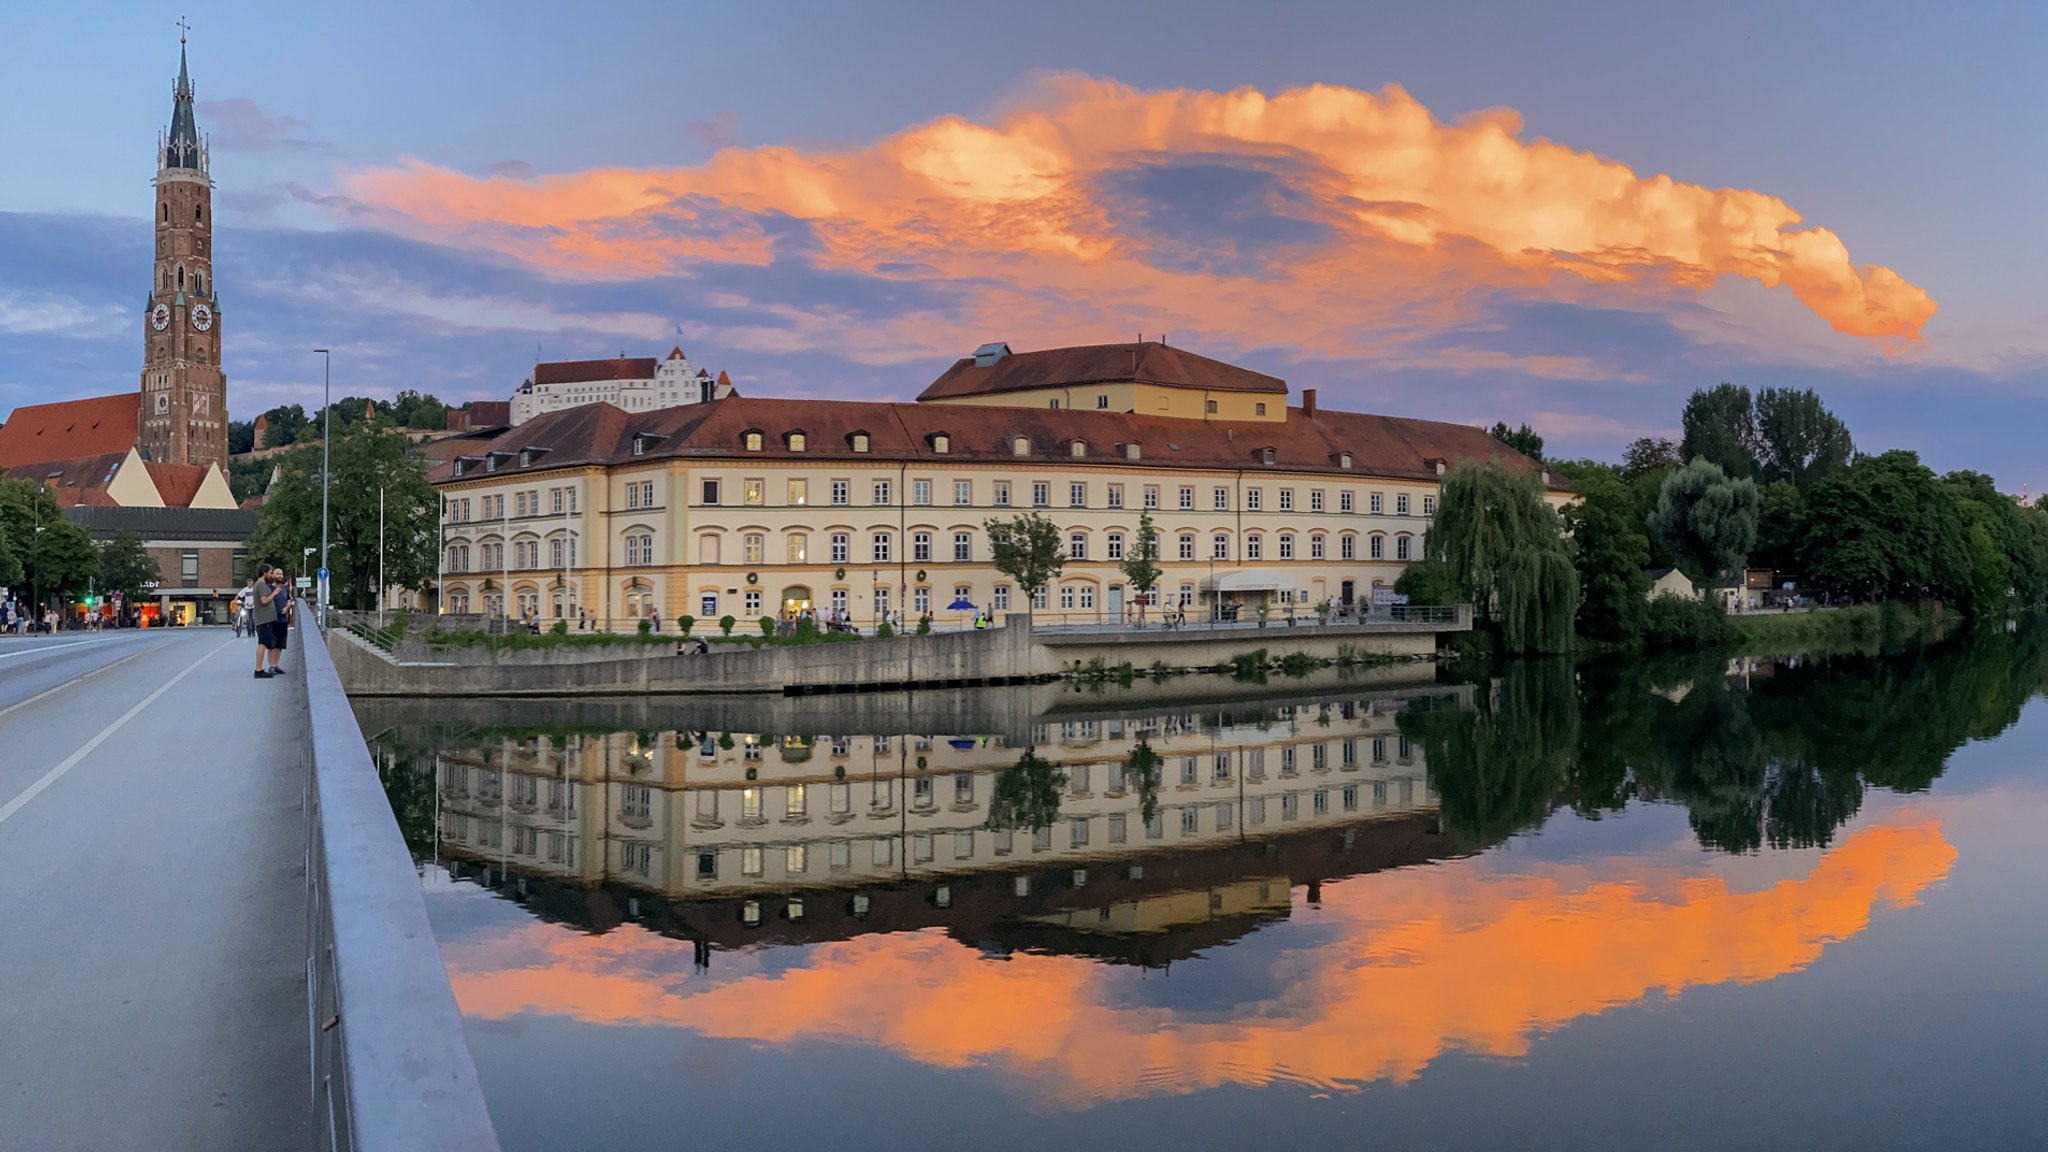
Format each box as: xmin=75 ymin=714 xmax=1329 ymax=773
xmin=1302 ymin=389 xmax=1317 ymax=416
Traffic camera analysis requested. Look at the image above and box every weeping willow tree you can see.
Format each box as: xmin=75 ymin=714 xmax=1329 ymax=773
xmin=1425 ymin=461 xmax=1579 ymax=653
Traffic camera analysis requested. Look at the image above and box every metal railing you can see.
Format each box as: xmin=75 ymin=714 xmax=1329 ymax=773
xmin=1030 ymin=603 xmax=1471 ymax=634
xmin=303 ymin=617 xmax=504 ymax=1151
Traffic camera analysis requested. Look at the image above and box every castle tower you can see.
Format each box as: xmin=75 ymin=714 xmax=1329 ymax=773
xmin=138 ymin=32 xmax=228 ymax=469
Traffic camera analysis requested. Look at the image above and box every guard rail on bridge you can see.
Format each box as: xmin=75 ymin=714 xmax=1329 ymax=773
xmin=303 ymin=618 xmax=504 ymax=1151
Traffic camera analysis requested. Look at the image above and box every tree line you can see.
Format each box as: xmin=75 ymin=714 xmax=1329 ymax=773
xmin=0 ymin=477 xmax=163 ymax=608
xmin=1403 ymin=383 xmax=2048 ymax=652
xmin=227 ymin=389 xmax=453 ymax=455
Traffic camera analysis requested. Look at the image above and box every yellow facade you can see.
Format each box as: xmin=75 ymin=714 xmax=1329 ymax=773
xmin=437 ymin=453 xmax=1456 ymax=628
xmin=923 ymin=382 xmax=1284 ymax=422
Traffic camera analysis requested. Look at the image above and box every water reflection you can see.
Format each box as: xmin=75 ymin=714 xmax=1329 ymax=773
xmin=365 ymin=623 xmax=2048 ymax=1127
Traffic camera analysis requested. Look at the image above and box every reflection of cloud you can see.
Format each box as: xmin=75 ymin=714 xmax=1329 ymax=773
xmin=197 ymin=97 xmax=331 ymax=153
xmin=444 ymin=819 xmax=1954 ymax=1108
xmin=341 ymin=75 xmax=1934 ymax=362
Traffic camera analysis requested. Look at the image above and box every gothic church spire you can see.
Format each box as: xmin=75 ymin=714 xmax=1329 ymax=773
xmin=164 ymin=27 xmax=204 ymax=171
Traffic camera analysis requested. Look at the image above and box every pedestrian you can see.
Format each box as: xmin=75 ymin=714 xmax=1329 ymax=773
xmin=650 ymin=607 xmax=662 ymax=633
xmin=267 ymin=567 xmax=293 ymax=675
xmin=252 ymin=567 xmax=284 ymax=678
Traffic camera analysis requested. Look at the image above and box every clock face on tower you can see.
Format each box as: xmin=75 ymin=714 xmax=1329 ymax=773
xmin=151 ymin=303 xmax=170 ymax=331
xmin=191 ymin=302 xmax=213 ymax=332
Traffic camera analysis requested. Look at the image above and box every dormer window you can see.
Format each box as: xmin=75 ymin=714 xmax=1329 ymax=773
xmin=850 ymin=431 xmax=871 ymax=453
xmin=785 ymin=432 xmax=806 ymax=452
xmin=520 ymin=449 xmax=534 ymax=467
xmin=1339 ymin=452 xmax=1353 ymax=470
xmin=1259 ymin=447 xmax=1277 ymax=466
xmin=1012 ymin=436 xmax=1031 ymax=457
xmin=1070 ymin=440 xmax=1087 ymax=458
xmin=931 ymin=434 xmax=950 ymax=454
xmin=1206 ymin=400 xmax=1219 ymax=414
xmin=743 ymin=430 xmax=764 ymax=452
xmin=1049 ymin=399 xmax=1060 ymax=410
xmin=453 ymin=459 xmax=466 ymax=477
xmin=485 ymin=456 xmax=498 ymax=472
xmin=632 ymin=437 xmax=646 ymax=456
xmin=1124 ymin=443 xmax=1141 ymax=461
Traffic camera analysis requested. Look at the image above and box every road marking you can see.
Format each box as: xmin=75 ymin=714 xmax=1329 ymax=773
xmin=0 ymin=638 xmax=110 ymax=661
xmin=0 ymin=638 xmax=233 ymax=828
xmin=0 ymin=646 xmax=154 ymax=722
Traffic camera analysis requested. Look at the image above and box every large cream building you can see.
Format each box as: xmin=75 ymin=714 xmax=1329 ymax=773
xmin=433 ymin=341 xmax=1563 ymax=627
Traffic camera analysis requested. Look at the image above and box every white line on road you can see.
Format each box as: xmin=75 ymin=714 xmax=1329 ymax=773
xmin=0 ymin=638 xmax=115 ymax=661
xmin=0 ymin=646 xmax=153 ymax=722
xmin=0 ymin=638 xmax=234 ymax=829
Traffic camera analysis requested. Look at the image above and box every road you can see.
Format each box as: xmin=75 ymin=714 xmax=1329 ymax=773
xmin=0 ymin=628 xmax=312 ymax=1150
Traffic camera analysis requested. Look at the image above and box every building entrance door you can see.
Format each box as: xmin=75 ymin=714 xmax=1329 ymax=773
xmin=1107 ymin=584 xmax=1124 ymax=620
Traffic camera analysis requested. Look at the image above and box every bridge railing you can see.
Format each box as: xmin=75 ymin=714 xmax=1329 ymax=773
xmin=303 ymin=618 xmax=504 ymax=1151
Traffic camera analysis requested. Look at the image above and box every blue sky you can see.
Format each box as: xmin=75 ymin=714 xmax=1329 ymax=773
xmin=6 ymin=1 xmax=2047 ymax=490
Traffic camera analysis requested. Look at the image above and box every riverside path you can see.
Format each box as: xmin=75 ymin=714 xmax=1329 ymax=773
xmin=0 ymin=628 xmax=312 ymax=1149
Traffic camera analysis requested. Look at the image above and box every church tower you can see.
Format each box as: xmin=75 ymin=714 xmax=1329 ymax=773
xmin=139 ymin=32 xmax=228 ymax=469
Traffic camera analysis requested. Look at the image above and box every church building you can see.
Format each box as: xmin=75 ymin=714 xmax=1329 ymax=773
xmin=0 ymin=36 xmax=253 ymax=621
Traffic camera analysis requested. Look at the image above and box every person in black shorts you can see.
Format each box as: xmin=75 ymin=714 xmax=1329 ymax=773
xmin=252 ymin=567 xmax=284 ymax=678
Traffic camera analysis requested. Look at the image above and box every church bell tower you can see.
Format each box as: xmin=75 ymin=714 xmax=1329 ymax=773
xmin=139 ymin=30 xmax=228 ymax=469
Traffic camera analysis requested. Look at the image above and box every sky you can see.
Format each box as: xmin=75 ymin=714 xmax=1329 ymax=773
xmin=5 ymin=1 xmax=2048 ymax=489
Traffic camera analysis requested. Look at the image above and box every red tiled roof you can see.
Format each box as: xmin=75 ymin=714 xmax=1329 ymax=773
xmin=5 ymin=451 xmax=131 ymax=507
xmin=436 ymin=394 xmax=1565 ymax=491
xmin=531 ymin=357 xmax=658 ymax=386
xmin=919 ymin=341 xmax=1286 ymax=402
xmin=0 ymin=393 xmax=140 ymax=469
xmin=144 ymin=461 xmax=208 ymax=508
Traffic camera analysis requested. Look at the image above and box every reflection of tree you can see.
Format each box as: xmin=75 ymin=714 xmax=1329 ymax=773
xmin=1400 ymin=659 xmax=1578 ymax=847
xmin=378 ymin=752 xmax=441 ymax=861
xmin=1124 ymin=741 xmax=1162 ymax=826
xmin=986 ymin=750 xmax=1065 ymax=833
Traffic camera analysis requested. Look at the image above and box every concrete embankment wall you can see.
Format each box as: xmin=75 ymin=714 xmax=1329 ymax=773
xmin=331 ymin=617 xmax=1445 ymax=698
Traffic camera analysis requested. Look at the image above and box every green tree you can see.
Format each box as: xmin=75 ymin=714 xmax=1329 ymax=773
xmin=1423 ymin=461 xmax=1578 ymax=653
xmin=1620 ymin=436 xmax=1682 ymax=481
xmin=1750 ymin=480 xmax=1804 ymax=575
xmin=1119 ymin=508 xmax=1163 ymax=618
xmin=0 ymin=532 xmax=19 ymax=590
xmin=1754 ymin=387 xmax=1853 ymax=488
xmin=984 ymin=512 xmax=1065 ymax=614
xmin=1962 ymin=523 xmax=2011 ymax=621
xmin=258 ymin=403 xmax=309 ymax=447
xmin=97 ymin=532 xmax=162 ymax=602
xmin=1679 ymin=383 xmax=1759 ymax=480
xmin=1556 ymin=463 xmax=1651 ymax=643
xmin=28 ymin=519 xmax=98 ymax=601
xmin=1488 ymin=421 xmax=1544 ymax=460
xmin=1123 ymin=740 xmax=1162 ymax=825
xmin=1943 ymin=470 xmax=2048 ymax=608
xmin=248 ymin=421 xmax=441 ymax=609
xmin=1648 ymin=458 xmax=1759 ymax=589
xmin=986 ymin=750 xmax=1064 ymax=832
xmin=1799 ymin=451 xmax=1966 ymax=603
xmin=227 ymin=419 xmax=256 ymax=455
xmin=388 ymin=390 xmax=448 ymax=430
xmin=1398 ymin=659 xmax=1577 ymax=846
xmin=1393 ymin=557 xmax=1464 ymax=606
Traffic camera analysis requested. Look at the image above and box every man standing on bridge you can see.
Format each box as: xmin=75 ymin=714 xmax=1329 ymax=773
xmin=252 ymin=568 xmax=285 ymax=678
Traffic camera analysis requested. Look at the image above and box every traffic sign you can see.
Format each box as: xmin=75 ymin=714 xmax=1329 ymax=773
xmin=317 ymin=567 xmax=329 ymax=582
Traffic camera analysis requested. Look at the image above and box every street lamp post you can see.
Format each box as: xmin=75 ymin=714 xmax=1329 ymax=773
xmin=314 ymin=347 xmax=332 ymax=628
xmin=378 ymin=484 xmax=386 ymax=615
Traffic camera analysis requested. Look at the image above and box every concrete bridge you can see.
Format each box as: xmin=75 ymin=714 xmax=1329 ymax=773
xmin=0 ymin=628 xmax=500 ymax=1151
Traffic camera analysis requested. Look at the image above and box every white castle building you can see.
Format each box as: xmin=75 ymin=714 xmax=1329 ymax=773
xmin=510 ymin=347 xmax=735 ymax=426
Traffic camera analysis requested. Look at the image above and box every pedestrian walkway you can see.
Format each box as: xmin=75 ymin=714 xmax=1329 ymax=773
xmin=0 ymin=628 xmax=312 ymax=1150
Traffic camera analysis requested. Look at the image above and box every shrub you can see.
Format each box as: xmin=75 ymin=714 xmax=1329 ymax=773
xmin=759 ymin=616 xmax=777 ymax=637
xmin=876 ymin=620 xmax=895 ymax=639
xmin=678 ymin=615 xmax=695 ymax=637
xmin=719 ymin=615 xmax=737 ymax=637
xmin=636 ymin=618 xmax=653 ymax=635
xmin=916 ymin=614 xmax=932 ymax=635
xmin=793 ymin=617 xmax=819 ymax=642
xmin=1642 ymin=594 xmax=1734 ymax=651
xmin=550 ymin=620 xmax=568 ymax=636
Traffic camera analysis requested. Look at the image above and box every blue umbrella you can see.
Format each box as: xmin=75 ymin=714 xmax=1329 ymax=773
xmin=947 ymin=597 xmax=976 ymax=611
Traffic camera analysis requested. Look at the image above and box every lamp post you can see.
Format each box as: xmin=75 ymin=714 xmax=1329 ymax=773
xmin=314 ymin=347 xmax=331 ymax=628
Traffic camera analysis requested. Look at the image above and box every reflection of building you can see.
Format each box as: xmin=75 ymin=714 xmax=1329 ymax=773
xmin=412 ymin=691 xmax=1450 ymax=962
xmin=434 ymin=340 xmax=1564 ymax=625
xmin=510 ymin=349 xmax=734 ymax=426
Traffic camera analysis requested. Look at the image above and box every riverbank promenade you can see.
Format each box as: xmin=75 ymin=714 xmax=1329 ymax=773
xmin=0 ymin=629 xmax=311 ymax=1149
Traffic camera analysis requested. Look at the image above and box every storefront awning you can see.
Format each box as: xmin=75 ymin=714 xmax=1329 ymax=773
xmin=1200 ymin=570 xmax=1290 ymax=593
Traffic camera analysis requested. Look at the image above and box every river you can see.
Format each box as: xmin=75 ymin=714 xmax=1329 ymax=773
xmin=362 ymin=625 xmax=2048 ymax=1150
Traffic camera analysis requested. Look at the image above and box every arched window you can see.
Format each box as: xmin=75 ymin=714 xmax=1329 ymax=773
xmin=787 ymin=532 xmax=808 ymax=563
xmin=447 ymin=589 xmax=471 ymax=614
xmin=786 ymin=432 xmax=806 ymax=452
xmin=195 ymin=205 xmax=203 ymax=223
xmin=1369 ymin=534 xmax=1386 ymax=561
xmin=743 ymin=533 xmax=765 ymax=565
xmin=743 ymin=430 xmax=764 ymax=452
xmin=162 ymin=203 xmax=169 ymax=223
xmin=177 ymin=267 xmax=184 ymax=289
xmin=1012 ymin=436 xmax=1031 ymax=456
xmin=1212 ymin=532 xmax=1230 ymax=561
xmin=1245 ymin=534 xmax=1263 ymax=560
xmin=1396 ymin=534 xmax=1413 ymax=561
xmin=625 ymin=532 xmax=655 ymax=566
xmin=1068 ymin=532 xmax=1088 ymax=561
xmin=551 ymin=586 xmax=578 ymax=620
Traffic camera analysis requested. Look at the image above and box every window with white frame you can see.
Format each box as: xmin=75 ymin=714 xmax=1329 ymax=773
xmin=953 ymin=480 xmax=972 ymax=505
xmin=745 ymin=589 xmax=762 ymax=615
xmin=873 ymin=480 xmax=891 ymax=505
xmin=1245 ymin=534 xmax=1263 ymax=560
xmin=1397 ymin=493 xmax=1411 ymax=516
xmin=1396 ymin=534 xmax=1412 ymax=561
xmin=1032 ymin=481 xmax=1050 ymax=507
xmin=872 ymin=532 xmax=892 ymax=563
xmin=1078 ymin=584 xmax=1095 ymax=609
xmin=913 ymin=532 xmax=932 ymax=562
xmin=1059 ymin=585 xmax=1075 ymax=610
xmin=1340 ymin=490 xmax=1354 ymax=513
xmin=831 ymin=479 xmax=849 ymax=506
xmin=1179 ymin=533 xmax=1195 ymax=561
xmin=1370 ymin=534 xmax=1384 ymax=560
xmin=830 ymin=533 xmax=849 ymax=563
xmin=913 ymin=479 xmax=931 ymax=506
xmin=1370 ymin=492 xmax=1384 ymax=514
xmin=743 ymin=479 xmax=764 ymax=506
xmin=787 ymin=533 xmax=807 ymax=563
xmin=1143 ymin=484 xmax=1159 ymax=509
xmin=1032 ymin=586 xmax=1048 ymax=610
xmin=1246 ymin=488 xmax=1262 ymax=511
xmin=994 ymin=481 xmax=1012 ymax=506
xmin=1278 ymin=534 xmax=1294 ymax=560
xmin=1341 ymin=534 xmax=1355 ymax=560
xmin=743 ymin=534 xmax=764 ymax=565
xmin=1213 ymin=533 xmax=1230 ymax=560
xmin=953 ymin=532 xmax=972 ymax=562
xmin=1106 ymin=532 xmax=1125 ymax=561
xmin=1213 ymin=487 xmax=1229 ymax=510
xmin=625 ymin=532 xmax=654 ymax=566
xmin=1069 ymin=482 xmax=1086 ymax=508
xmin=1423 ymin=494 xmax=1437 ymax=516
xmin=1309 ymin=489 xmax=1324 ymax=512
xmin=1068 ymin=532 xmax=1088 ymax=560
xmin=913 ymin=586 xmax=931 ymax=615
xmin=1309 ymin=533 xmax=1325 ymax=560
xmin=1107 ymin=483 xmax=1124 ymax=508
xmin=993 ymin=585 xmax=1010 ymax=610
xmin=1279 ymin=488 xmax=1294 ymax=511
xmin=1178 ymin=486 xmax=1194 ymax=511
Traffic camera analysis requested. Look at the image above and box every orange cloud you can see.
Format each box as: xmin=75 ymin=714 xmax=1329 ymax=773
xmin=340 ymin=77 xmax=1932 ymax=366
xmin=444 ymin=818 xmax=1954 ymax=1107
